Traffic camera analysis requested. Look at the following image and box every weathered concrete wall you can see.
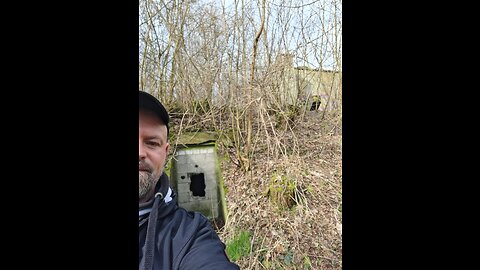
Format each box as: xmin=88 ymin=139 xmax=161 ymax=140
xmin=266 ymin=54 xmax=342 ymax=111
xmin=171 ymin=146 xmax=221 ymax=219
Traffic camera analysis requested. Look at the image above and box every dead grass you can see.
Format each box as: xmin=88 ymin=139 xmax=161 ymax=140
xmin=217 ymin=110 xmax=342 ymax=269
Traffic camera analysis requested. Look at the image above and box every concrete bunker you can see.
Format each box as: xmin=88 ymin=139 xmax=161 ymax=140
xmin=170 ymin=134 xmax=227 ymax=229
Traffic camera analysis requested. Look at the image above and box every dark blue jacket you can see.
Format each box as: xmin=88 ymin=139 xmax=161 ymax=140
xmin=139 ymin=173 xmax=239 ymax=270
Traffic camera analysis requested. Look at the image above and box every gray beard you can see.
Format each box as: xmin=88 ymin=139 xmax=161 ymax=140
xmin=139 ymin=171 xmax=157 ymax=200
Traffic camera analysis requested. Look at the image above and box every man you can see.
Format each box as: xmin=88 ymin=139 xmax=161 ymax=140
xmin=139 ymin=91 xmax=239 ymax=270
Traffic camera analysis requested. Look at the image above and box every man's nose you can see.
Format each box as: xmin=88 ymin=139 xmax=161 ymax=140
xmin=139 ymin=140 xmax=146 ymax=160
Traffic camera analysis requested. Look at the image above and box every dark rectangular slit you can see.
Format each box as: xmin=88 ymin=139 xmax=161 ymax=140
xmin=190 ymin=173 xmax=206 ymax=197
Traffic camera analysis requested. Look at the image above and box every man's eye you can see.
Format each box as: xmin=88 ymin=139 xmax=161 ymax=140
xmin=146 ymin=141 xmax=160 ymax=147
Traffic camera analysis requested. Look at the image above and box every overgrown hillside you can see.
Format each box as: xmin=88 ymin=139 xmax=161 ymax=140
xmin=170 ymin=110 xmax=342 ymax=269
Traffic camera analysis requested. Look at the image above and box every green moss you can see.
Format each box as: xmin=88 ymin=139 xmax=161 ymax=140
xmin=214 ymin=142 xmax=228 ymax=226
xmin=176 ymin=132 xmax=217 ymax=145
xmin=267 ymin=173 xmax=299 ymax=210
xmin=226 ymin=230 xmax=252 ymax=262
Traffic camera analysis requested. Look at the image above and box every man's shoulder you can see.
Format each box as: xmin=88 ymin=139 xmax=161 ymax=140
xmin=170 ymin=206 xmax=211 ymax=228
xmin=170 ymin=208 xmax=239 ymax=269
xmin=165 ymin=206 xmax=218 ymax=256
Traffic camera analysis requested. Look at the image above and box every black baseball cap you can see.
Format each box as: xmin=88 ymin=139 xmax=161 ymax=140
xmin=139 ymin=91 xmax=170 ymax=135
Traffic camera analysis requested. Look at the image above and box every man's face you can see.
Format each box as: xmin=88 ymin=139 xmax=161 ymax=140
xmin=139 ymin=109 xmax=170 ymax=203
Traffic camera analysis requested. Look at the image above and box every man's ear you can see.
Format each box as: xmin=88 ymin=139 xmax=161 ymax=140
xmin=165 ymin=143 xmax=170 ymax=153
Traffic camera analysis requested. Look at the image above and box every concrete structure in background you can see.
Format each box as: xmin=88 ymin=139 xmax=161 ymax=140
xmin=268 ymin=53 xmax=342 ymax=111
xmin=169 ymin=134 xmax=227 ymax=227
